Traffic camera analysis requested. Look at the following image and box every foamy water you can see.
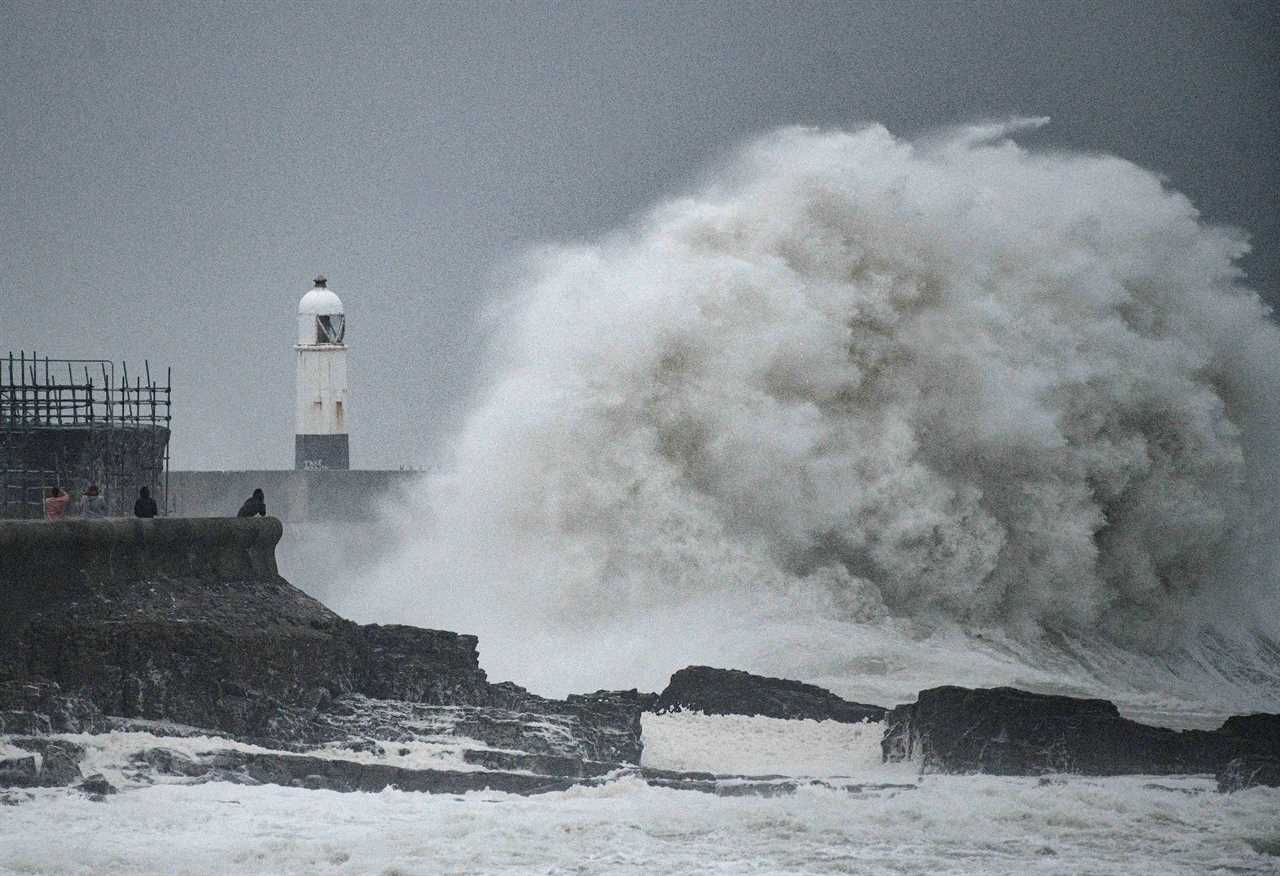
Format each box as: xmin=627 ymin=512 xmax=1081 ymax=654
xmin=3 ymin=714 xmax=1278 ymax=875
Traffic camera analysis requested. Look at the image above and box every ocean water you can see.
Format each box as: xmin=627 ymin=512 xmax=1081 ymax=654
xmin=3 ymin=714 xmax=1278 ymax=875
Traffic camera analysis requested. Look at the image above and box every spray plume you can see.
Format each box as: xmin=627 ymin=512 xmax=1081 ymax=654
xmin=344 ymin=121 xmax=1280 ymax=704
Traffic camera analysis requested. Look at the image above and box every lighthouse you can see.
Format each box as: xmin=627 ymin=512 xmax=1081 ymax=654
xmin=295 ymin=276 xmax=349 ymax=470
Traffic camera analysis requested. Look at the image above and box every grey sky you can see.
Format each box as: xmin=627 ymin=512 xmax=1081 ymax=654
xmin=4 ymin=0 xmax=1277 ymax=471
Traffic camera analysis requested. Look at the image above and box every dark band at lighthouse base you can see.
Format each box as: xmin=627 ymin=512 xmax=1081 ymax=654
xmin=295 ymin=434 xmax=349 ymax=471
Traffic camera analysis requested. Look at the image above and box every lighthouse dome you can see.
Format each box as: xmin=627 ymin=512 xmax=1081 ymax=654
xmin=298 ymin=276 xmax=346 ymax=345
xmin=299 ymin=275 xmax=344 ymax=316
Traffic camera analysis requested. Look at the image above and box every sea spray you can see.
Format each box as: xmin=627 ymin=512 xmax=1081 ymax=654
xmin=341 ymin=120 xmax=1280 ymax=707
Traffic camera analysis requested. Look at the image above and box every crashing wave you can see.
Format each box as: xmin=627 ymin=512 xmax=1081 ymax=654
xmin=351 ymin=121 xmax=1280 ymax=705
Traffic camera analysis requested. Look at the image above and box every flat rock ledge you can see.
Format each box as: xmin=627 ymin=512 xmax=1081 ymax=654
xmin=1 ymin=736 xmax=916 ymax=801
xmin=883 ymin=686 xmax=1280 ymax=787
xmin=654 ymin=666 xmax=885 ymax=723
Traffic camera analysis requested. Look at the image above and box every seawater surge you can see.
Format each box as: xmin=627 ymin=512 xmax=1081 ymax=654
xmin=346 ymin=120 xmax=1280 ymax=715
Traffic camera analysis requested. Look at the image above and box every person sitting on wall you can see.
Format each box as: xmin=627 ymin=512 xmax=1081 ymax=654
xmin=81 ymin=483 xmax=108 ymax=518
xmin=134 ymin=486 xmax=158 ymax=518
xmin=236 ymin=488 xmax=267 ymax=518
xmin=44 ymin=487 xmax=71 ymax=521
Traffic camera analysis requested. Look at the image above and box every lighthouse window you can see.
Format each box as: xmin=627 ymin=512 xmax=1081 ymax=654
xmin=316 ymin=314 xmax=345 ymax=344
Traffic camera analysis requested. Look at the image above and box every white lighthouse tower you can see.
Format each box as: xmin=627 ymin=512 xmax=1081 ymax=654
xmin=295 ymin=275 xmax=349 ymax=470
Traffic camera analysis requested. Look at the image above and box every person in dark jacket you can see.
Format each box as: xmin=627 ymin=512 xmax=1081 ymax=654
xmin=133 ymin=486 xmax=158 ymax=518
xmin=237 ymin=488 xmax=266 ymax=517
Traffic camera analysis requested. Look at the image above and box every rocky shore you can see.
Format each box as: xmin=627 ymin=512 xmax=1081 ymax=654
xmin=1 ymin=517 xmax=1277 ymax=802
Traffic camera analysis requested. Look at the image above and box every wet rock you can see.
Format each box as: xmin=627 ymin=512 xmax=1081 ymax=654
xmin=0 ymin=680 xmax=106 ymax=734
xmin=637 ymin=767 xmax=916 ymax=798
xmin=881 ymin=686 xmax=1240 ymax=776
xmin=189 ymin=749 xmax=580 ymax=796
xmin=461 ymin=749 xmax=622 ymax=778
xmin=1217 ymin=714 xmax=1280 ymax=757
xmin=315 ymin=693 xmax=643 ymax=765
xmin=1217 ymin=755 xmax=1280 ymax=792
xmin=0 ymin=711 xmax=51 ymax=736
xmin=128 ymin=747 xmax=208 ymax=778
xmin=571 ymin=688 xmax=660 ymax=714
xmin=1 ymin=790 xmax=33 ymax=806
xmin=77 ymin=773 xmax=117 ymax=796
xmin=3 ymin=524 xmax=363 ymax=742
xmin=335 ymin=738 xmax=386 ymax=756
xmin=655 ymin=666 xmax=886 ymax=724
xmin=355 ymin=624 xmax=489 ymax=704
xmin=0 ymin=755 xmax=40 ymax=788
xmin=1244 ymin=836 xmax=1280 ymax=857
xmin=8 ymin=738 xmax=86 ymax=786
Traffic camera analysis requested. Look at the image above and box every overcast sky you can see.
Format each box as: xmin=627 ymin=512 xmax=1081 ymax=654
xmin=4 ymin=0 xmax=1277 ymax=471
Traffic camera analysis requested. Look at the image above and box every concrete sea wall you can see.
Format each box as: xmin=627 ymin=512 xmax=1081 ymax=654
xmin=0 ymin=517 xmax=281 ymax=641
xmin=167 ymin=469 xmax=419 ymax=522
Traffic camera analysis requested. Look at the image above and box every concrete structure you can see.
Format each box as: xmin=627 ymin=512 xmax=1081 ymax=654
xmin=0 ymin=516 xmax=282 ymax=642
xmin=2 ymin=352 xmax=171 ymax=518
xmin=168 ymin=469 xmax=415 ymax=522
xmin=295 ymin=276 xmax=349 ymax=471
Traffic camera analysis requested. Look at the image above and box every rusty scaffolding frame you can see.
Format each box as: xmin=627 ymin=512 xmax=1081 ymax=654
xmin=1 ymin=350 xmax=171 ymax=518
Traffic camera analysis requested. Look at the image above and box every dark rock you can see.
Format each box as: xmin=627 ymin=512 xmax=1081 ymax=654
xmin=107 ymin=717 xmax=224 ymax=738
xmin=355 ymin=624 xmax=489 ymax=704
xmin=1 ymin=520 xmax=362 ymax=740
xmin=130 ymin=747 xmax=911 ymax=799
xmin=881 ymin=686 xmax=1240 ymax=776
xmin=636 ymin=767 xmax=916 ymax=798
xmin=1217 ymin=755 xmax=1280 ymax=792
xmin=461 ymin=749 xmax=621 ymax=778
xmin=8 ymin=738 xmax=86 ymax=786
xmin=1217 ymin=714 xmax=1280 ymax=757
xmin=189 ymin=749 xmax=580 ymax=796
xmin=0 ymin=755 xmax=40 ymax=788
xmin=0 ymin=711 xmax=51 ymax=736
xmin=1142 ymin=783 xmax=1205 ymax=796
xmin=77 ymin=773 xmax=117 ymax=795
xmin=128 ymin=747 xmax=208 ymax=778
xmin=0 ymin=680 xmax=106 ymax=734
xmin=1244 ymin=837 xmax=1280 ymax=857
xmin=569 ymin=688 xmax=660 ymax=713
xmin=313 ymin=693 xmax=643 ymax=765
xmin=655 ymin=666 xmax=885 ymax=724
xmin=335 ymin=738 xmax=386 ymax=757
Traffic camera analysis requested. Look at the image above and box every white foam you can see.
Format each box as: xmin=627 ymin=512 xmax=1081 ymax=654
xmin=641 ymin=711 xmax=889 ymax=777
xmin=1 ymin=767 xmax=1276 ymax=874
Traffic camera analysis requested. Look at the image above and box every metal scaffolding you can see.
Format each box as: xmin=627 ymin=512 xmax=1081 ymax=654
xmin=1 ymin=350 xmax=171 ymax=518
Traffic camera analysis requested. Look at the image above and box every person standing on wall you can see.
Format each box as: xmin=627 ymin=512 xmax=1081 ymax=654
xmin=236 ymin=488 xmax=266 ymax=518
xmin=43 ymin=487 xmax=71 ymax=521
xmin=134 ymin=486 xmax=158 ymax=518
xmin=81 ymin=483 xmax=108 ymax=518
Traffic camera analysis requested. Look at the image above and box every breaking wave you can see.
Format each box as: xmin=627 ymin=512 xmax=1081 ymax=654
xmin=344 ymin=120 xmax=1280 ymax=712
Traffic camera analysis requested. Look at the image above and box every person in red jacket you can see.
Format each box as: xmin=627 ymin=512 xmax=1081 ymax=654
xmin=43 ymin=487 xmax=71 ymax=521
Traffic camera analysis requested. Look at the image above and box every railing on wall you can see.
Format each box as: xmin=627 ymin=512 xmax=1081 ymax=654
xmin=1 ymin=351 xmax=171 ymax=518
